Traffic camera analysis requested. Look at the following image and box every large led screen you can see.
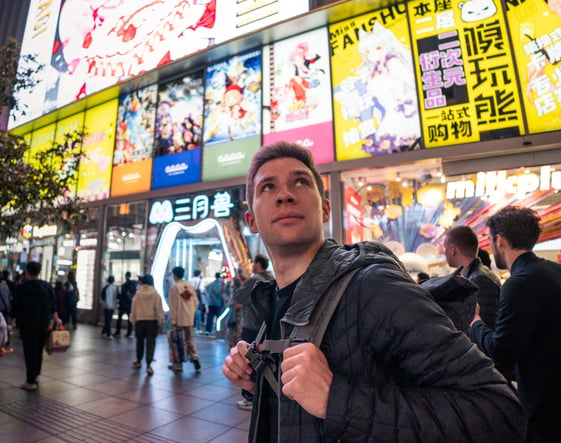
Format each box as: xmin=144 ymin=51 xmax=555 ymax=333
xmin=263 ymin=27 xmax=334 ymax=164
xmin=10 ymin=0 xmax=309 ymax=130
xmin=111 ymin=85 xmax=157 ymax=197
xmin=506 ymin=0 xmax=561 ymax=134
xmin=330 ymin=6 xmax=422 ymax=160
xmin=78 ymin=100 xmax=119 ymax=202
xmin=408 ymin=0 xmax=525 ymax=147
xmin=203 ymin=49 xmax=262 ymax=145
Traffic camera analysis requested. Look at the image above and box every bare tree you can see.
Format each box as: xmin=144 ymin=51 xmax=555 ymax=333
xmin=0 ymin=38 xmax=86 ymax=241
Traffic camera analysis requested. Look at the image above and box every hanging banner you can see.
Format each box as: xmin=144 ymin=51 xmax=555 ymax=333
xmin=78 ymin=100 xmax=118 ymax=202
xmin=263 ymin=27 xmax=334 ymax=164
xmin=505 ymin=0 xmax=561 ymax=133
xmin=330 ymin=5 xmax=422 ymax=160
xmin=203 ymin=49 xmax=262 ymax=145
xmin=408 ymin=0 xmax=525 ymax=147
xmin=54 ymin=113 xmax=85 ymax=198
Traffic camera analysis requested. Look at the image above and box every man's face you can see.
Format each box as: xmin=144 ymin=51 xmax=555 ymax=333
xmin=245 ymin=157 xmax=330 ymax=252
xmin=490 ymin=233 xmax=507 ymax=269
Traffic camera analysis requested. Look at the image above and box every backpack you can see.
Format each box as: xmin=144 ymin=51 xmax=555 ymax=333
xmin=101 ymin=285 xmax=108 ymax=302
xmin=246 ymin=267 xmax=478 ymax=397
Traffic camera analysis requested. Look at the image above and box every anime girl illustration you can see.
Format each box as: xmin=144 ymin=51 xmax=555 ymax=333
xmin=334 ymin=23 xmax=421 ymax=155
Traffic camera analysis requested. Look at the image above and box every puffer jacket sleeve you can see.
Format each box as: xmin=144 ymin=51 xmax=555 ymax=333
xmin=323 ymin=262 xmax=526 ymax=442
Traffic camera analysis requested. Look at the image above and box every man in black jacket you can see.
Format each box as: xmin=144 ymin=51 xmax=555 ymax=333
xmin=222 ymin=141 xmax=526 ymax=442
xmin=443 ymin=225 xmax=501 ymax=329
xmin=471 ymin=206 xmax=561 ymax=442
xmin=12 ymin=261 xmax=63 ymax=391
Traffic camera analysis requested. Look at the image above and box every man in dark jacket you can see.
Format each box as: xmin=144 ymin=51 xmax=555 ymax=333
xmin=12 ymin=261 xmax=63 ymax=391
xmin=222 ymin=141 xmax=526 ymax=442
xmin=443 ymin=225 xmax=501 ymax=328
xmin=471 ymin=206 xmax=561 ymax=442
xmin=115 ymin=271 xmax=136 ymax=338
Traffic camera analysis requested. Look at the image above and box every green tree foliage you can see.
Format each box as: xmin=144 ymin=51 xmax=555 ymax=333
xmin=0 ymin=38 xmax=86 ymax=241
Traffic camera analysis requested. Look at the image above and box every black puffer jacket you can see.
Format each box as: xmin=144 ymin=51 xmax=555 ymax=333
xmin=247 ymin=240 xmax=525 ymax=442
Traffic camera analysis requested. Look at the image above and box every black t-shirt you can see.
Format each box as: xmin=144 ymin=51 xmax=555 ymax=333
xmin=267 ymin=278 xmax=299 ymax=442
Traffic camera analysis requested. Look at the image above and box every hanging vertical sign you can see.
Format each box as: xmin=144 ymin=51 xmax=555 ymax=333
xmin=505 ymin=0 xmax=561 ymax=134
xmin=408 ymin=0 xmax=525 ymax=147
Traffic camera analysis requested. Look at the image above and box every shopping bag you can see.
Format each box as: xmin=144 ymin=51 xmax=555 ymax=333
xmin=167 ymin=328 xmax=187 ymax=363
xmin=47 ymin=329 xmax=71 ymax=353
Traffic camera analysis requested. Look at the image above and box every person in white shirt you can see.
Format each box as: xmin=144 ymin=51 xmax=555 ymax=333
xmin=168 ymin=266 xmax=201 ymax=372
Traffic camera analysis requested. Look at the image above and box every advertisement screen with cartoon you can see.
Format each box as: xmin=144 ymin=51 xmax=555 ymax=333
xmin=506 ymin=0 xmax=561 ymax=134
xmin=155 ymin=72 xmax=204 ymax=157
xmin=330 ymin=5 xmax=422 ymax=160
xmin=203 ymin=50 xmax=262 ymax=145
xmin=408 ymin=0 xmax=525 ymax=147
xmin=78 ymin=100 xmax=119 ymax=202
xmin=262 ymin=27 xmax=334 ymax=164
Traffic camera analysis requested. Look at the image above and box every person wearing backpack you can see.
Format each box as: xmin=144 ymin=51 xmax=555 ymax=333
xmin=100 ymin=275 xmax=118 ymax=340
xmin=11 ymin=261 xmax=63 ymax=391
xmin=222 ymin=141 xmax=526 ymax=442
xmin=167 ymin=266 xmax=201 ymax=372
xmin=114 ymin=272 xmax=136 ymax=338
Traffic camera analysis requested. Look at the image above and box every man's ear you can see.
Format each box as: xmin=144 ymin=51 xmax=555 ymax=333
xmin=245 ymin=210 xmax=259 ymax=234
xmin=322 ymin=199 xmax=331 ymax=223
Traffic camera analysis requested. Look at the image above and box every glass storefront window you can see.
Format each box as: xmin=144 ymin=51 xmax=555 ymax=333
xmin=103 ymin=202 xmax=147 ymax=289
xmin=341 ymin=162 xmax=561 ymax=277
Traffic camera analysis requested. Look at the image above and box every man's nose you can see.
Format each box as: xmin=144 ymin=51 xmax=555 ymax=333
xmin=276 ymin=187 xmax=295 ymax=204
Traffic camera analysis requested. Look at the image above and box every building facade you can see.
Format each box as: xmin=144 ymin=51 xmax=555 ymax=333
xmin=2 ymin=0 xmax=560 ymax=324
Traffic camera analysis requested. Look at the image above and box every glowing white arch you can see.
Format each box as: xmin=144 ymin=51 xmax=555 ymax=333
xmin=151 ymin=219 xmax=236 ymax=312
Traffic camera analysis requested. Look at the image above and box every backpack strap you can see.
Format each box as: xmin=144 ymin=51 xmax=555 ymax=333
xmin=245 ymin=267 xmax=362 ymax=397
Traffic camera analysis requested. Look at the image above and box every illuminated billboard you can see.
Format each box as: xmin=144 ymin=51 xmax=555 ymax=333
xmin=263 ymin=27 xmax=334 ymax=164
xmin=505 ymin=0 xmax=561 ymax=134
xmin=330 ymin=6 xmax=422 ymax=160
xmin=10 ymin=0 xmax=309 ymax=129
xmin=408 ymin=0 xmax=525 ymax=147
xmin=203 ymin=49 xmax=262 ymax=145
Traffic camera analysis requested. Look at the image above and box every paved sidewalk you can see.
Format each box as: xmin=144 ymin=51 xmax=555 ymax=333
xmin=0 ymin=325 xmax=250 ymax=442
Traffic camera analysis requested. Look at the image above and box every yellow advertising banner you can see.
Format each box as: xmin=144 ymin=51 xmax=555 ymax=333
xmin=28 ymin=124 xmax=56 ymax=165
xmin=54 ymin=113 xmax=84 ymax=198
xmin=505 ymin=0 xmax=561 ymax=133
xmin=408 ymin=0 xmax=525 ymax=147
xmin=330 ymin=5 xmax=422 ymax=160
xmin=78 ymin=100 xmax=118 ymax=202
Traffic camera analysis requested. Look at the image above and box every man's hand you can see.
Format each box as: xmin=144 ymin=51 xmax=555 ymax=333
xmin=470 ymin=302 xmax=481 ymax=328
xmin=281 ymin=342 xmax=333 ymax=419
xmin=222 ymin=340 xmax=255 ymax=393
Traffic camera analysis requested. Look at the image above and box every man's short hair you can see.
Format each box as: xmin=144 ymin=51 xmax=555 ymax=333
xmin=141 ymin=274 xmax=154 ymax=286
xmin=25 ymin=261 xmax=41 ymax=277
xmin=445 ymin=225 xmax=479 ymax=257
xmin=477 ymin=248 xmax=492 ymax=268
xmin=107 ymin=275 xmax=115 ymax=284
xmin=172 ymin=266 xmax=185 ymax=279
xmin=215 ymin=272 xmax=221 ymax=279
xmin=125 ymin=271 xmax=131 ymax=279
xmin=246 ymin=141 xmax=324 ymax=210
xmin=193 ymin=269 xmax=201 ymax=277
xmin=254 ymin=254 xmax=269 ymax=270
xmin=486 ymin=206 xmax=542 ymax=250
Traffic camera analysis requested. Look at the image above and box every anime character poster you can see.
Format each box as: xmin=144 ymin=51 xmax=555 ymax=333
xmin=408 ymin=0 xmax=525 ymax=147
xmin=330 ymin=6 xmax=422 ymax=161
xmin=505 ymin=0 xmax=561 ymax=134
xmin=78 ymin=100 xmax=118 ymax=202
xmin=203 ymin=49 xmax=262 ymax=145
xmin=263 ymin=27 xmax=334 ymax=164
xmin=112 ymin=85 xmax=157 ymax=197
xmin=155 ymin=72 xmax=204 ymax=157
xmin=114 ymin=84 xmax=157 ymax=165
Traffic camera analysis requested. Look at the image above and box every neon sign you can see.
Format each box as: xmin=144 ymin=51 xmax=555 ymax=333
xmin=446 ymin=166 xmax=561 ymax=199
xmin=149 ymin=191 xmax=235 ymax=224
